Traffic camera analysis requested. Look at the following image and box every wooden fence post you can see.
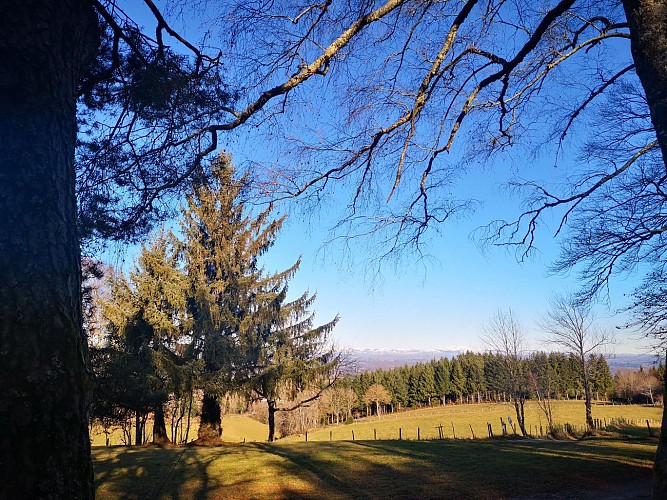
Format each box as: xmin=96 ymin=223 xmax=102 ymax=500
xmin=352 ymin=430 xmax=355 ymax=441
xmin=451 ymin=422 xmax=456 ymax=439
xmin=374 ymin=429 xmax=377 ymax=440
xmin=330 ymin=431 xmax=332 ymax=441
xmin=399 ymin=428 xmax=402 ymax=440
xmin=418 ymin=427 xmax=420 ymax=441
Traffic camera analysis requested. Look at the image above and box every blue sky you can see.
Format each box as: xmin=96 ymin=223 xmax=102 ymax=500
xmin=229 ymin=142 xmax=650 ymax=355
xmin=107 ymin=1 xmax=654 ymax=356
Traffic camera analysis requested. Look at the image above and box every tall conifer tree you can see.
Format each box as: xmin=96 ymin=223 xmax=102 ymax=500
xmin=100 ymin=233 xmax=188 ymax=444
xmin=181 ymin=154 xmax=293 ymax=443
xmin=243 ymin=289 xmax=340 ymax=441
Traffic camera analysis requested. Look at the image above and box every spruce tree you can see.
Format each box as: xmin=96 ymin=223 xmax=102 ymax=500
xmin=180 ymin=154 xmax=339 ymax=443
xmin=243 ymin=289 xmax=339 ymax=441
xmin=181 ymin=155 xmax=274 ymax=442
xmin=99 ymin=233 xmax=188 ymax=444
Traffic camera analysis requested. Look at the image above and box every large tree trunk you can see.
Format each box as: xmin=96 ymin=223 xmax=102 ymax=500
xmin=152 ymin=403 xmax=171 ymax=445
xmin=0 ymin=1 xmax=97 ymax=498
xmin=622 ymin=5 xmax=667 ymax=492
xmin=623 ymin=0 xmax=667 ymax=165
xmin=268 ymin=400 xmax=277 ymax=442
xmin=197 ymin=393 xmax=222 ymax=443
xmin=654 ymin=352 xmax=667 ymax=499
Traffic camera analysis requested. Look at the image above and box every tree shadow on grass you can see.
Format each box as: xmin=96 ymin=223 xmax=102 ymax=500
xmin=93 ymin=438 xmax=655 ymax=499
xmin=94 ymin=445 xmax=222 ymax=499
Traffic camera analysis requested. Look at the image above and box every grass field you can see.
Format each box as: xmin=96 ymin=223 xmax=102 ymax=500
xmin=91 ymin=414 xmax=268 ymax=446
xmin=94 ymin=437 xmax=656 ymax=499
xmin=283 ymin=401 xmax=663 ymax=442
xmin=91 ymin=401 xmax=662 ymax=446
xmin=92 ymin=401 xmax=662 ymax=498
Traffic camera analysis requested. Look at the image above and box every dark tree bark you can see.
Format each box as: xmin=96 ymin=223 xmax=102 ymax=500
xmin=612 ymin=5 xmax=667 ymax=493
xmin=197 ymin=393 xmax=222 ymax=443
xmin=268 ymin=400 xmax=277 ymax=442
xmin=0 ymin=1 xmax=98 ymax=498
xmin=152 ymin=403 xmax=171 ymax=445
xmin=623 ymin=0 xmax=667 ymax=164
xmin=654 ymin=352 xmax=667 ymax=499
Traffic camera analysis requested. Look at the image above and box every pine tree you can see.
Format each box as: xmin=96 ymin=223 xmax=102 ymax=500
xmin=181 ymin=154 xmax=339 ymax=442
xmin=450 ymin=358 xmax=466 ymax=404
xmin=243 ymin=289 xmax=340 ymax=442
xmin=99 ymin=233 xmax=188 ymax=444
xmin=434 ymin=359 xmax=451 ymax=405
xmin=181 ymin=154 xmax=285 ymax=443
xmin=415 ymin=365 xmax=436 ymax=406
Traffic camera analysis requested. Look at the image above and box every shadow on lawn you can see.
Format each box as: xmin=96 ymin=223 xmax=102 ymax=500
xmin=259 ymin=439 xmax=654 ymax=499
xmin=94 ymin=445 xmax=221 ymax=499
xmin=93 ymin=438 xmax=655 ymax=499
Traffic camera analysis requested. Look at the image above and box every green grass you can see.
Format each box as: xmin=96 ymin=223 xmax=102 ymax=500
xmin=283 ymin=401 xmax=662 ymax=442
xmin=91 ymin=414 xmax=268 ymax=446
xmin=94 ymin=436 xmax=657 ymax=499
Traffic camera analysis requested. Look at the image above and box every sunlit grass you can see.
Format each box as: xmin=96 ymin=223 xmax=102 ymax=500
xmin=282 ymin=400 xmax=662 ymax=442
xmin=94 ymin=435 xmax=657 ymax=499
xmin=91 ymin=414 xmax=268 ymax=446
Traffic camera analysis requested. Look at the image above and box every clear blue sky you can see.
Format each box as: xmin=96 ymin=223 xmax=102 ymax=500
xmin=228 ymin=143 xmax=649 ymax=355
xmin=106 ymin=1 xmax=653 ymax=356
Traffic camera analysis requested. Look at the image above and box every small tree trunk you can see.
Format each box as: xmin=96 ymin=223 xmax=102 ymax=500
xmin=513 ymin=398 xmax=528 ymax=437
xmin=581 ymin=355 xmax=595 ymax=432
xmin=153 ymin=403 xmax=171 ymax=445
xmin=267 ymin=400 xmax=277 ymax=442
xmin=197 ymin=393 xmax=222 ymax=444
xmin=135 ymin=412 xmax=143 ymax=445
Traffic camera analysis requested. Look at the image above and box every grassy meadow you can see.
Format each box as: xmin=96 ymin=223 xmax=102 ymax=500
xmin=94 ymin=437 xmax=656 ymax=499
xmin=283 ymin=401 xmax=663 ymax=442
xmin=92 ymin=401 xmax=662 ymax=498
xmin=91 ymin=414 xmax=268 ymax=446
xmin=91 ymin=400 xmax=662 ymax=446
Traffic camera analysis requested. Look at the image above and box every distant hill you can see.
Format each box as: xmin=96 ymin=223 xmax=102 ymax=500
xmin=349 ymin=348 xmax=464 ymax=372
xmin=349 ymin=348 xmax=662 ymax=373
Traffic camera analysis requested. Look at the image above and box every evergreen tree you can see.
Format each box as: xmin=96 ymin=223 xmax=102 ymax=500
xmin=181 ymin=154 xmax=285 ymax=443
xmin=589 ymin=354 xmax=614 ymax=401
xmin=99 ymin=233 xmax=188 ymax=444
xmin=434 ymin=359 xmax=451 ymax=405
xmin=243 ymin=289 xmax=340 ymax=442
xmin=415 ymin=364 xmax=436 ymax=406
xmin=450 ymin=358 xmax=466 ymax=403
xmin=181 ymin=154 xmax=339 ymax=442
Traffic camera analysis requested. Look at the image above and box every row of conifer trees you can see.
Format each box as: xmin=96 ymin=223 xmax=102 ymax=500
xmin=333 ymin=351 xmax=615 ymax=415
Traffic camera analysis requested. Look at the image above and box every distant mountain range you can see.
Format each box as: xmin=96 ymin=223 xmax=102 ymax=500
xmin=348 ymin=348 xmax=663 ymax=373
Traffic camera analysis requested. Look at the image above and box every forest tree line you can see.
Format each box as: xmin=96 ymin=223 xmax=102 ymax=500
xmin=238 ymin=351 xmax=663 ymax=440
xmin=315 ymin=352 xmax=664 ymax=424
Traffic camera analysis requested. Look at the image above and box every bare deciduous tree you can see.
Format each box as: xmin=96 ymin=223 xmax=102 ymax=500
xmin=363 ymin=383 xmax=392 ymax=420
xmin=539 ymin=294 xmax=613 ymax=432
xmin=482 ymin=309 xmax=529 ymax=437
